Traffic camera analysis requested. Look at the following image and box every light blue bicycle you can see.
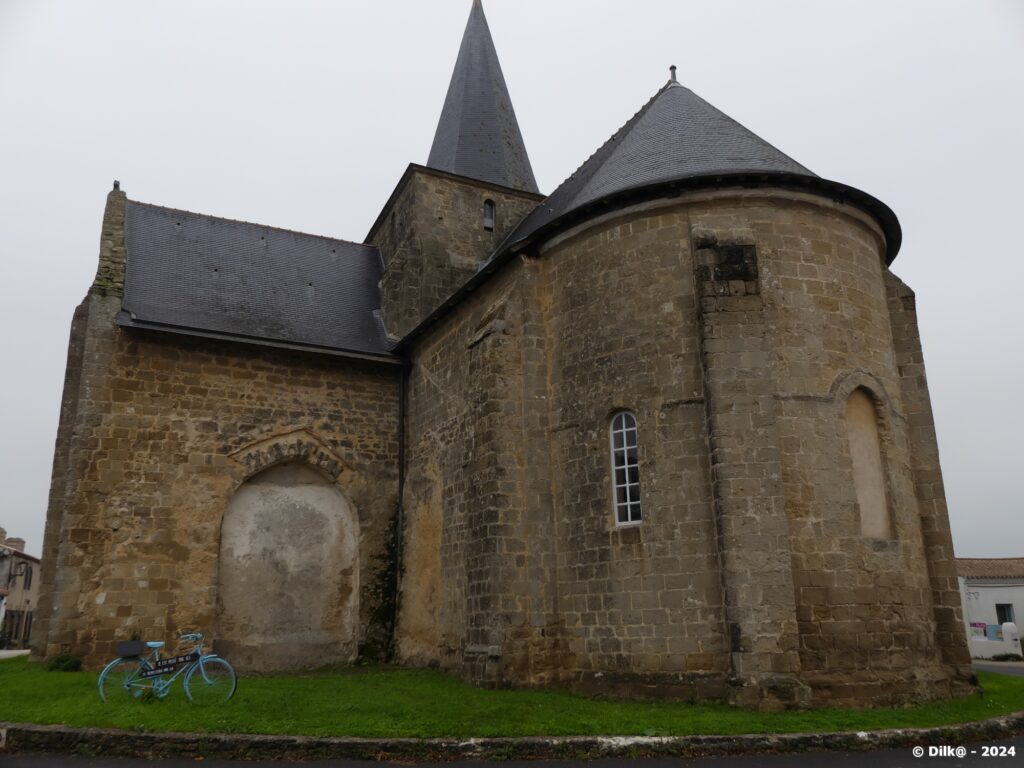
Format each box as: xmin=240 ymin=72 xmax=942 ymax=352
xmin=98 ymin=631 xmax=237 ymax=704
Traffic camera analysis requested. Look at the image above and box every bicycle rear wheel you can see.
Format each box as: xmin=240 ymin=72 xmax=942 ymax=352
xmin=184 ymin=656 xmax=237 ymax=704
xmin=98 ymin=657 xmax=150 ymax=702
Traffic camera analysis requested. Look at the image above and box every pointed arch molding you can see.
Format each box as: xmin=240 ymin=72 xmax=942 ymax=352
xmin=228 ymin=428 xmax=351 ymax=483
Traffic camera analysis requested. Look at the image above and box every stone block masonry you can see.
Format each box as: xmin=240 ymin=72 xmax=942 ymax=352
xmin=38 ymin=179 xmax=972 ymax=706
xmin=33 ymin=191 xmax=402 ymax=668
xmin=36 ymin=2 xmax=971 ymax=711
xmin=369 ymin=166 xmax=543 ymax=340
xmin=394 ymin=188 xmax=973 ymax=708
xmin=693 ymin=234 xmax=808 ymax=709
xmin=886 ymin=272 xmax=973 ymax=682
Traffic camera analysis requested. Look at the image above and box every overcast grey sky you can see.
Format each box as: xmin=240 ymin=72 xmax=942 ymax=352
xmin=1 ymin=0 xmax=1021 ymax=558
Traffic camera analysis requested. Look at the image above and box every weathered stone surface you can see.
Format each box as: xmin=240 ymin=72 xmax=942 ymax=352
xmin=32 ymin=200 xmax=401 ymax=667
xmin=217 ymin=463 xmax=359 ymax=671
xmin=886 ymin=271 xmax=973 ymax=687
xmin=394 ymin=189 xmax=972 ymax=707
xmin=369 ymin=166 xmax=543 ymax=339
xmin=38 ymin=175 xmax=971 ymax=708
xmin=694 ymin=232 xmax=807 ymax=709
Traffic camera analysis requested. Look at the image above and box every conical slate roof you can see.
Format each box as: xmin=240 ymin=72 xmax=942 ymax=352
xmin=500 ymin=79 xmax=900 ymax=261
xmin=426 ymin=0 xmax=538 ymax=193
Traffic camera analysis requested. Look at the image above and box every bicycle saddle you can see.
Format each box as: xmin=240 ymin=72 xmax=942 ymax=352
xmin=146 ymin=641 xmax=165 ymax=649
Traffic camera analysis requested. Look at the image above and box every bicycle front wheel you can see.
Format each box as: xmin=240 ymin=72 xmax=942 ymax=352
xmin=98 ymin=657 xmax=149 ymax=702
xmin=184 ymin=656 xmax=237 ymax=704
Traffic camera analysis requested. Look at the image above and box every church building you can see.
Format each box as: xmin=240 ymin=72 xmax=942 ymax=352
xmin=34 ymin=1 xmax=973 ymax=709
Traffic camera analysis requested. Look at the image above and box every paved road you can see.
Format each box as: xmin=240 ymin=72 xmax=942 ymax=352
xmin=974 ymin=661 xmax=1024 ymax=677
xmin=1 ymin=739 xmax=1021 ymax=768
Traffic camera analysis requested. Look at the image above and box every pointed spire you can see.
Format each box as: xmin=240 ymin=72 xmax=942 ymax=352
xmin=427 ymin=0 xmax=539 ymax=193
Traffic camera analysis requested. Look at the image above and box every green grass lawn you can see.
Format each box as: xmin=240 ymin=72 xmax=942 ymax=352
xmin=1 ymin=656 xmax=1022 ymax=739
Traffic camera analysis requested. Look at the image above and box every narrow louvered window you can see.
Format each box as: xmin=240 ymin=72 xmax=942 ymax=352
xmin=483 ymin=199 xmax=495 ymax=231
xmin=610 ymin=411 xmax=642 ymax=524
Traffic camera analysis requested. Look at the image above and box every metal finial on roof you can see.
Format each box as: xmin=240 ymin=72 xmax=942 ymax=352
xmin=669 ymin=65 xmax=678 ymax=83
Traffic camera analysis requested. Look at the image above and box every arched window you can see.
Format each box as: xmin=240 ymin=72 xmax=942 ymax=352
xmin=845 ymin=388 xmax=892 ymax=538
xmin=483 ymin=199 xmax=495 ymax=231
xmin=610 ymin=411 xmax=642 ymax=524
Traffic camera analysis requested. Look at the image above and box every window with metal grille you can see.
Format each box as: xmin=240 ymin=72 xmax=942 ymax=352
xmin=610 ymin=411 xmax=642 ymax=524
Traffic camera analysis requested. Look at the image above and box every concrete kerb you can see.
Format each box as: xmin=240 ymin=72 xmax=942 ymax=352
xmin=2 ymin=714 xmax=1024 ymax=762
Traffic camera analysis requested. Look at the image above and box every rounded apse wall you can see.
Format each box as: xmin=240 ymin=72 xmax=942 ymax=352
xmin=535 ymin=188 xmax=952 ymax=705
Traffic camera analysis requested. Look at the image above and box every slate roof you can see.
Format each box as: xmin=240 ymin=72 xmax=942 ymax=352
xmin=399 ymin=77 xmax=904 ymax=349
xmin=426 ymin=0 xmax=538 ymax=193
xmin=118 ymin=201 xmax=396 ymax=360
xmin=497 ymin=80 xmax=901 ymax=263
xmin=958 ymin=558 xmax=1024 ymax=580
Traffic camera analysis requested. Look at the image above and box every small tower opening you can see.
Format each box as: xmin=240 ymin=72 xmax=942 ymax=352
xmin=483 ymin=199 xmax=495 ymax=232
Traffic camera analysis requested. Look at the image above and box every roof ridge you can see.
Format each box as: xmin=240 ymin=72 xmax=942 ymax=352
xmin=548 ymin=81 xmax=674 ymax=205
xmin=127 ymin=198 xmax=377 ymax=251
xmin=488 ymin=81 xmax=673 ymax=256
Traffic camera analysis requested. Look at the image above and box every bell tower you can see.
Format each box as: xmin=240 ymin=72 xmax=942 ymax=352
xmin=368 ymin=0 xmax=543 ymax=339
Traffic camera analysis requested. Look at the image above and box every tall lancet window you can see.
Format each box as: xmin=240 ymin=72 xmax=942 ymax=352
xmin=483 ymin=199 xmax=495 ymax=231
xmin=610 ymin=411 xmax=642 ymax=525
xmin=845 ymin=388 xmax=892 ymax=538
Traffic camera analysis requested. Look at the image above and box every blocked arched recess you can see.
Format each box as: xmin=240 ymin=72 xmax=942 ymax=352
xmin=830 ymin=371 xmax=898 ymax=540
xmin=216 ymin=429 xmax=360 ymax=672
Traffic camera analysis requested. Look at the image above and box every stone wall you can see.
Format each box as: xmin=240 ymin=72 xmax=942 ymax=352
xmin=369 ymin=166 xmax=542 ymax=339
xmin=217 ymin=463 xmax=360 ymax=671
xmin=684 ymin=193 xmax=963 ymax=706
xmin=886 ymin=272 xmax=973 ymax=680
xmin=33 ymin=191 xmax=402 ymax=668
xmin=397 ymin=262 xmax=565 ymax=684
xmin=537 ymin=209 xmax=732 ymax=701
xmin=39 ymin=181 xmax=971 ymax=706
xmin=397 ymin=188 xmax=972 ymax=707
xmin=691 ymin=233 xmax=805 ymax=708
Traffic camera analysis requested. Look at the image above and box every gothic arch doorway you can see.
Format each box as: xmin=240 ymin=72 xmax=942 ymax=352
xmin=215 ymin=462 xmax=359 ymax=671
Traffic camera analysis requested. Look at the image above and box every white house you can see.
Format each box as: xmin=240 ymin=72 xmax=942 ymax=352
xmin=957 ymin=558 xmax=1024 ymax=659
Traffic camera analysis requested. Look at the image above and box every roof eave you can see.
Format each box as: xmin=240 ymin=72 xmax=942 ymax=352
xmin=395 ymin=173 xmax=902 ymax=353
xmin=506 ymin=172 xmax=901 ymax=265
xmin=365 ymin=163 xmax=546 ymax=244
xmin=116 ymin=313 xmax=407 ymax=367
xmin=0 ymin=546 xmax=40 ymax=563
